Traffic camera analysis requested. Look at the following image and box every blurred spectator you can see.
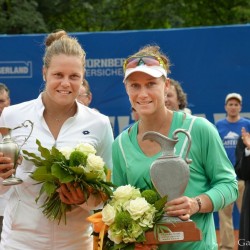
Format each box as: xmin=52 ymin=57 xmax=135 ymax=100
xmin=0 ymin=82 xmax=11 ymax=240
xmin=77 ymin=79 xmax=92 ymax=106
xmin=165 ymin=78 xmax=191 ymax=114
xmin=123 ymin=107 xmax=140 ymax=130
xmin=215 ymin=93 xmax=250 ymax=250
xmin=0 ymin=83 xmax=10 ymax=115
xmin=235 ymin=127 xmax=250 ymax=250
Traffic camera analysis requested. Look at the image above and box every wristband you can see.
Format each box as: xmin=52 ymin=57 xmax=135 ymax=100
xmin=195 ymin=197 xmax=202 ymax=213
xmin=246 ymin=147 xmax=250 ymax=157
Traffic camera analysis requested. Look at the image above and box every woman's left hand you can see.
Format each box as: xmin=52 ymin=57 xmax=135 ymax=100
xmin=165 ymin=196 xmax=199 ymax=220
xmin=57 ymin=183 xmax=88 ymax=205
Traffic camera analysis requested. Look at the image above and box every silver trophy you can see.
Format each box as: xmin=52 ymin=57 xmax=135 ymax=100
xmin=142 ymin=130 xmax=203 ymax=244
xmin=142 ymin=129 xmax=192 ymax=201
xmin=0 ymin=120 xmax=33 ymax=186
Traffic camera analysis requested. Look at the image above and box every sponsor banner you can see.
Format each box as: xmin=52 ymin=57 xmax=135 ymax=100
xmin=0 ymin=61 xmax=32 ymax=78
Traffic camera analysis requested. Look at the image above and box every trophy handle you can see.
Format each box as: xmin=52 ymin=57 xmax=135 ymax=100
xmin=13 ymin=120 xmax=34 ymax=154
xmin=172 ymin=129 xmax=192 ymax=164
xmin=142 ymin=131 xmax=178 ymax=158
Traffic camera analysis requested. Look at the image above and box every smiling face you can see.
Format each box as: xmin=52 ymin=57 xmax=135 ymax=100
xmin=125 ymin=72 xmax=168 ymax=117
xmin=43 ymin=54 xmax=84 ymax=107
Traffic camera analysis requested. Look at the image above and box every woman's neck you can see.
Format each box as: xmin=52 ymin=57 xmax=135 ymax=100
xmin=42 ymin=92 xmax=77 ymax=124
xmin=139 ymin=109 xmax=173 ymax=135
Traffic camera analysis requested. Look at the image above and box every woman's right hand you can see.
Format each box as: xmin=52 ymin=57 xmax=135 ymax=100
xmin=0 ymin=152 xmax=15 ymax=179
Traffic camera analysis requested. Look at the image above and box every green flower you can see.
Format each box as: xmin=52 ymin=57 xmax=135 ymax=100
xmin=141 ymin=190 xmax=159 ymax=204
xmin=114 ymin=211 xmax=133 ymax=230
xmin=69 ymin=150 xmax=87 ymax=167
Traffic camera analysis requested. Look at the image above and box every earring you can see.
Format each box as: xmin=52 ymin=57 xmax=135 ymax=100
xmin=43 ymin=75 xmax=46 ymax=81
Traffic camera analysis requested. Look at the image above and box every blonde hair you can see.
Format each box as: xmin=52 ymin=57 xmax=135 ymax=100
xmin=43 ymin=29 xmax=86 ymax=69
xmin=129 ymin=45 xmax=171 ymax=73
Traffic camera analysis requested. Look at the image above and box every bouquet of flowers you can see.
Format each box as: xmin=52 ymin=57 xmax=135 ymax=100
xmin=87 ymin=184 xmax=168 ymax=250
xmin=22 ymin=139 xmax=114 ymax=224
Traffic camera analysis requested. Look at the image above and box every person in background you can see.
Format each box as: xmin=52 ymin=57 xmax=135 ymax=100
xmin=0 ymin=30 xmax=113 ymax=249
xmin=235 ymin=127 xmax=250 ymax=250
xmin=77 ymin=78 xmax=101 ymax=114
xmin=112 ymin=45 xmax=238 ymax=250
xmin=123 ymin=107 xmax=140 ymax=130
xmin=215 ymin=93 xmax=250 ymax=250
xmin=77 ymin=78 xmax=92 ymax=106
xmin=0 ymin=83 xmax=11 ymax=241
xmin=165 ymin=78 xmax=191 ymax=114
xmin=0 ymin=83 xmax=10 ymax=115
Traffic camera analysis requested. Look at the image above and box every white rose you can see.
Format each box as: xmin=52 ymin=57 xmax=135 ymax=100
xmin=102 ymin=204 xmax=116 ymax=226
xmin=113 ymin=185 xmax=141 ymax=202
xmin=59 ymin=147 xmax=74 ymax=160
xmin=126 ymin=197 xmax=151 ymax=220
xmin=75 ymin=143 xmax=96 ymax=155
xmin=86 ymin=154 xmax=105 ymax=171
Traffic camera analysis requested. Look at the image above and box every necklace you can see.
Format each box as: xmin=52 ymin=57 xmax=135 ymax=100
xmin=45 ymin=105 xmax=75 ymax=123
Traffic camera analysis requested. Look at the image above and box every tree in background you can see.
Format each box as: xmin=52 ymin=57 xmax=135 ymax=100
xmin=0 ymin=0 xmax=47 ymax=34
xmin=0 ymin=0 xmax=250 ymax=34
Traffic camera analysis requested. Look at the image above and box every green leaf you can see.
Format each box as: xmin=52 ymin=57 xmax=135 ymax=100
xmin=35 ymin=182 xmax=47 ymax=203
xmin=22 ymin=150 xmax=44 ymax=166
xmin=113 ymin=243 xmax=135 ymax=250
xmin=154 ymin=223 xmax=172 ymax=239
xmin=51 ymin=147 xmax=67 ymax=165
xmin=84 ymin=171 xmax=100 ymax=180
xmin=51 ymin=146 xmax=63 ymax=155
xmin=22 ymin=150 xmax=43 ymax=162
xmin=30 ymin=166 xmax=55 ymax=182
xmin=44 ymin=181 xmax=57 ymax=196
xmin=69 ymin=166 xmax=86 ymax=175
xmin=61 ymin=175 xmax=75 ymax=183
xmin=36 ymin=139 xmax=52 ymax=160
xmin=154 ymin=195 xmax=168 ymax=211
xmin=51 ymin=163 xmax=74 ymax=183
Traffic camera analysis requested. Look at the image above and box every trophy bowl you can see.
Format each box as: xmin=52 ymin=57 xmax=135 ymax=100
xmin=0 ymin=120 xmax=33 ymax=186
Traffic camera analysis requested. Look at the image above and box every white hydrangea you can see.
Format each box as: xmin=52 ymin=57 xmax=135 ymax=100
xmin=108 ymin=230 xmax=123 ymax=244
xmin=138 ymin=206 xmax=156 ymax=228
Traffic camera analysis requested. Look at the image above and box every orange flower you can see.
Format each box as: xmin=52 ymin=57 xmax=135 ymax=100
xmin=87 ymin=212 xmax=107 ymax=233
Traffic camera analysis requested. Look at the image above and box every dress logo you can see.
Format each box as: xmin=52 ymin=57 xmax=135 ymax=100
xmin=82 ymin=130 xmax=90 ymax=135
